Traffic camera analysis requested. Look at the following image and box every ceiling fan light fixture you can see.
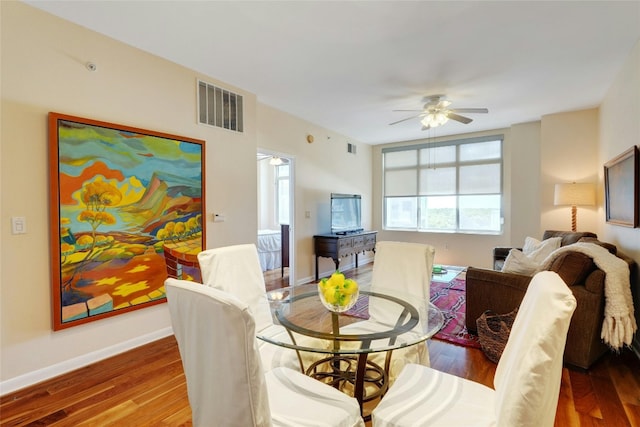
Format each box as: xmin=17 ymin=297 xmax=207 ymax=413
xmin=420 ymin=111 xmax=449 ymax=128
xmin=269 ymin=156 xmax=283 ymax=166
xmin=389 ymin=95 xmax=487 ymax=129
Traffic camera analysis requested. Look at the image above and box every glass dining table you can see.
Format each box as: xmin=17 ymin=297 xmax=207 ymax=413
xmin=259 ymin=282 xmax=444 ymax=419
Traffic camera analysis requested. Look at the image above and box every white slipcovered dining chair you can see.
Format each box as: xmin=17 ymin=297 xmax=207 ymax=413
xmin=340 ymin=241 xmax=435 ymax=380
xmin=197 ymin=244 xmax=300 ymax=371
xmin=371 ymin=271 xmax=577 ymax=427
xmin=165 ymin=278 xmax=364 ymax=427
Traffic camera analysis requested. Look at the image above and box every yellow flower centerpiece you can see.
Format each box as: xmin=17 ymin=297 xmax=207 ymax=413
xmin=318 ymin=271 xmax=359 ymax=313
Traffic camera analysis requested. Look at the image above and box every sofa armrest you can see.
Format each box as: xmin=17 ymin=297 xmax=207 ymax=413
xmin=583 ymin=269 xmax=605 ymax=294
xmin=465 ymin=266 xmax=532 ymax=333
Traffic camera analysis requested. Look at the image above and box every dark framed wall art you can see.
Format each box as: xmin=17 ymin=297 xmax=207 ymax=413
xmin=48 ymin=112 xmax=206 ymax=330
xmin=604 ymin=146 xmax=639 ymax=228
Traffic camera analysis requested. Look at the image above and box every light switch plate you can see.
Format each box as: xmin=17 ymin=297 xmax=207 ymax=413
xmin=11 ymin=216 xmax=27 ymax=234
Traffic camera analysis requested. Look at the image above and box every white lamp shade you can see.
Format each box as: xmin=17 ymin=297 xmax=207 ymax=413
xmin=420 ymin=112 xmax=449 ymax=128
xmin=269 ymin=156 xmax=283 ymax=166
xmin=554 ymin=183 xmax=595 ymax=206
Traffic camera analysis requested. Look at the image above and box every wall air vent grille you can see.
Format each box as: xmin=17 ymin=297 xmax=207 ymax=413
xmin=198 ymin=80 xmax=243 ymax=132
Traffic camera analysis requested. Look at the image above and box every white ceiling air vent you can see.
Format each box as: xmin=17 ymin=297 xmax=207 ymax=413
xmin=198 ymin=80 xmax=243 ymax=132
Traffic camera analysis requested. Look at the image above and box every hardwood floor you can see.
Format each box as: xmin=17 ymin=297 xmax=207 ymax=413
xmin=2 ymin=264 xmax=639 ymax=426
xmin=263 ymin=266 xmax=290 ymax=292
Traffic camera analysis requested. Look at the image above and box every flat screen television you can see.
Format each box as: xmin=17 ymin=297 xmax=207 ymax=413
xmin=331 ymin=193 xmax=363 ymax=235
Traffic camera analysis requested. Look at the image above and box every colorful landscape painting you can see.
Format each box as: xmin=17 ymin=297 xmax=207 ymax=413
xmin=48 ymin=113 xmax=205 ymax=330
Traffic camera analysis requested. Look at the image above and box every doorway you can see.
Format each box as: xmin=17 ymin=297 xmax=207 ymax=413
xmin=257 ymin=150 xmax=295 ymax=289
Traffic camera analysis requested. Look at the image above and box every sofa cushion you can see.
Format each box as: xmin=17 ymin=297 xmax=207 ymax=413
xmin=548 ymin=251 xmax=596 ymax=286
xmin=502 ymin=249 xmax=539 ymax=275
xmin=502 ymin=237 xmax=562 ymax=275
xmin=523 ymin=236 xmax=562 ymax=263
xmin=542 ymin=230 xmax=597 ymax=247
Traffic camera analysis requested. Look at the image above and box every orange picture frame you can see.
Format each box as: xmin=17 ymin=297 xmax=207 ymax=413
xmin=48 ymin=112 xmax=206 ymax=330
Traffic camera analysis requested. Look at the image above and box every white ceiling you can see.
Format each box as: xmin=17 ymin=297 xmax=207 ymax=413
xmin=25 ymin=1 xmax=640 ymax=145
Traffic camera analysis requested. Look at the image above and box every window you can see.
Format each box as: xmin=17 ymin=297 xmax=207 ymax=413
xmin=382 ymin=135 xmax=503 ymax=233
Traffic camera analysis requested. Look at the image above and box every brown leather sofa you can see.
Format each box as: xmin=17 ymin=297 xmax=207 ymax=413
xmin=466 ymin=230 xmax=635 ymax=369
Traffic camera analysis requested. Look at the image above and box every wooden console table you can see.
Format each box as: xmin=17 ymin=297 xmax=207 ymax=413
xmin=313 ymin=231 xmax=377 ymax=280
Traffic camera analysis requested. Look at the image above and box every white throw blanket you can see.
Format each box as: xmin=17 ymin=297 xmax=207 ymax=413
xmin=538 ymin=242 xmax=637 ymax=350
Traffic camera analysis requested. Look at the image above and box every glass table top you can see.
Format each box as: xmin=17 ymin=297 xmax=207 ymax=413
xmin=259 ymin=283 xmax=444 ymax=355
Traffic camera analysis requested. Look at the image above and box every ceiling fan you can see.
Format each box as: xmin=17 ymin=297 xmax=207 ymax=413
xmin=390 ymin=95 xmax=488 ymax=130
xmin=257 ymin=153 xmax=288 ymax=165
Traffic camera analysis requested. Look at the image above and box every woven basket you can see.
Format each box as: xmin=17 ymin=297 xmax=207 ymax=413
xmin=476 ymin=308 xmax=518 ymax=363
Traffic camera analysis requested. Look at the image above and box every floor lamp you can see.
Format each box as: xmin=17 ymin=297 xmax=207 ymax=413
xmin=554 ymin=182 xmax=596 ymax=232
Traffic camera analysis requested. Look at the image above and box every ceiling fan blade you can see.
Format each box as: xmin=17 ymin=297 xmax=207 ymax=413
xmin=450 ymin=108 xmax=489 ymax=114
xmin=421 ymin=125 xmax=431 ymax=131
xmin=389 ymin=113 xmax=427 ymax=126
xmin=447 ymin=112 xmax=473 ymax=124
xmin=392 ymin=109 xmax=424 ymax=112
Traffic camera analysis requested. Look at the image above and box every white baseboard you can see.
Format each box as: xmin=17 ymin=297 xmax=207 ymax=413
xmin=0 ymin=327 xmax=173 ymax=396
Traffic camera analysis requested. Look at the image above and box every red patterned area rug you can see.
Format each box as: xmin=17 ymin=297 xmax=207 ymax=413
xmin=429 ymin=271 xmax=481 ymax=348
xmin=344 ymin=270 xmax=480 ymax=348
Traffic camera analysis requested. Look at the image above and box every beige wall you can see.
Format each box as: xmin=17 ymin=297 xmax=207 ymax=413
xmin=372 ymin=125 xmax=545 ymax=269
xmin=0 ymin=2 xmax=255 ymax=390
xmin=0 ymin=2 xmax=371 ymax=392
xmin=540 ymin=109 xmax=600 ymax=233
xmin=257 ymin=104 xmax=373 ymax=281
xmin=257 ymin=159 xmax=277 ymax=230
xmin=508 ymin=121 xmax=542 ymax=242
xmin=372 ymin=108 xmax=605 ymax=269
xmin=372 ymin=40 xmax=640 ymax=352
xmin=599 ymin=40 xmax=640 ymax=353
xmin=2 ymin=1 xmax=638 ymax=393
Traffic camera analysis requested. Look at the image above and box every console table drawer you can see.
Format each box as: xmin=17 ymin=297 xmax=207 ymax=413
xmin=363 ymin=235 xmax=376 ymax=251
xmin=313 ymin=231 xmax=377 ymax=280
xmin=339 ymin=238 xmax=354 ymax=250
xmin=352 ymin=235 xmax=364 ymax=247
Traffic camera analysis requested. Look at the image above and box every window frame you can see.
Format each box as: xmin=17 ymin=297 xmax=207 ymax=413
xmin=382 ymin=135 xmax=504 ymax=235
